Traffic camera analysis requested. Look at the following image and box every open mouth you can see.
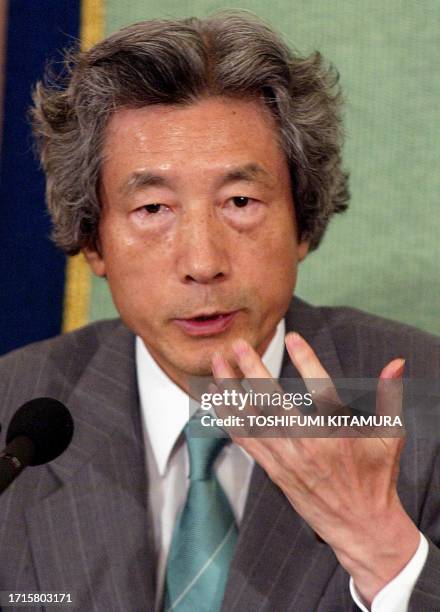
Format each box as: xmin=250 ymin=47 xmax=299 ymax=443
xmin=174 ymin=311 xmax=238 ymax=336
xmin=193 ymin=314 xmax=223 ymax=321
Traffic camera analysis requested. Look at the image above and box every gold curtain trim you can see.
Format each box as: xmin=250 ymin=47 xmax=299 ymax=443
xmin=62 ymin=0 xmax=105 ymax=332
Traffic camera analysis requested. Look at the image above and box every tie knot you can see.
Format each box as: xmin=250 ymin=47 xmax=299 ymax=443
xmin=184 ymin=416 xmax=228 ymax=481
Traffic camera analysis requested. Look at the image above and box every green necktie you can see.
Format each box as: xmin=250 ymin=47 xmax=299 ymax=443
xmin=163 ymin=417 xmax=238 ymax=612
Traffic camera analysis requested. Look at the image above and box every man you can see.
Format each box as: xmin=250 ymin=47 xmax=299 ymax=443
xmin=0 ymin=12 xmax=439 ymax=612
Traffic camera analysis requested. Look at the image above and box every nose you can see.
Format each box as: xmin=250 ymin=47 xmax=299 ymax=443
xmin=176 ymin=207 xmax=230 ymax=284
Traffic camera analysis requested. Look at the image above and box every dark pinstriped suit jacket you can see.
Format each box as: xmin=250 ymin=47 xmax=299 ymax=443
xmin=0 ymin=297 xmax=439 ymax=611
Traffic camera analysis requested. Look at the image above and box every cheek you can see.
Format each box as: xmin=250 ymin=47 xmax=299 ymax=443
xmin=249 ymin=226 xmax=298 ymax=307
xmin=106 ymin=254 xmax=166 ymax=305
xmin=98 ymin=231 xmax=165 ymax=317
xmin=244 ymin=222 xmax=298 ymax=278
xmin=100 ymin=219 xmax=167 ymax=279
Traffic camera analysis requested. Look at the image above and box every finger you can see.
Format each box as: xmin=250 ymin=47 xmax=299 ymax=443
xmin=211 ymin=351 xmax=247 ymax=413
xmin=227 ymin=341 xmax=302 ymax=438
xmin=285 ymin=332 xmax=331 ymax=379
xmin=285 ymin=333 xmax=342 ymax=416
xmin=376 ymin=358 xmax=404 ymax=417
xmin=212 ymin=351 xmax=237 ymax=379
xmin=231 ymin=339 xmax=289 ymax=414
xmin=232 ymin=341 xmax=324 ymax=443
xmin=380 ymin=358 xmax=405 ymax=381
xmin=376 ymin=358 xmax=405 ymax=437
xmin=211 ymin=351 xmax=261 ymax=435
xmin=211 ymin=351 xmax=246 ymax=406
xmin=231 ymin=339 xmax=272 ymax=378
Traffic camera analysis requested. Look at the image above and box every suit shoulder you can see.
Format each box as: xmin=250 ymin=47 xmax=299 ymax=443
xmin=318 ymin=305 xmax=438 ymax=343
xmin=0 ymin=319 xmax=135 ymax=440
xmin=317 ymin=305 xmax=439 ymax=377
xmin=1 ymin=318 xmax=122 ymax=365
xmin=0 ymin=319 xmax=125 ymax=395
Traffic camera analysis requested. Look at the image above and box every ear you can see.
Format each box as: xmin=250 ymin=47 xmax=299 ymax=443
xmin=83 ymin=246 xmax=106 ymax=277
xmin=298 ymin=240 xmax=309 ymax=262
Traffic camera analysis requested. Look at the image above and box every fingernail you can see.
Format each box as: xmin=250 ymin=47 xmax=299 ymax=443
xmin=232 ymin=339 xmax=249 ymax=357
xmin=285 ymin=332 xmax=302 ymax=347
xmin=392 ymin=358 xmax=406 ymax=378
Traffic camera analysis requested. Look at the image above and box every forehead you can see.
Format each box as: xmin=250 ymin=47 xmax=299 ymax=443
xmin=101 ymin=96 xmax=288 ymax=180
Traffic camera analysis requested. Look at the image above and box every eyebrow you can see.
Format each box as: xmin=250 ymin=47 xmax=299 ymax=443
xmin=217 ymin=163 xmax=273 ymax=188
xmin=120 ymin=162 xmax=273 ymax=195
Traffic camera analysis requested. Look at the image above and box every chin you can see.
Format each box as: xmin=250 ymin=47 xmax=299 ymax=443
xmin=186 ymin=365 xmax=213 ymax=379
xmin=181 ymin=342 xmax=235 ymax=378
xmin=184 ymin=354 xmax=216 ymax=378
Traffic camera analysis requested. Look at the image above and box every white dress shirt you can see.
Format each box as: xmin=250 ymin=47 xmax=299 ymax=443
xmin=135 ymin=320 xmax=427 ymax=611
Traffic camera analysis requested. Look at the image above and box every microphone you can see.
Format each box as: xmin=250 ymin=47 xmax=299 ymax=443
xmin=0 ymin=397 xmax=74 ymax=495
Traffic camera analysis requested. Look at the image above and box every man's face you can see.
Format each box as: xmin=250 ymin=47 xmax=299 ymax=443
xmin=86 ymin=96 xmax=308 ymax=387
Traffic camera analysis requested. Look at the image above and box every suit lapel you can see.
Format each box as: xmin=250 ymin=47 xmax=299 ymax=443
xmin=281 ymin=296 xmax=345 ymax=381
xmin=222 ymin=298 xmax=345 ymax=611
xmin=25 ymin=323 xmax=156 ymax=611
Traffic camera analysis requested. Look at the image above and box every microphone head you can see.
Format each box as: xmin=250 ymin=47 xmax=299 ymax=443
xmin=6 ymin=398 xmax=74 ymax=466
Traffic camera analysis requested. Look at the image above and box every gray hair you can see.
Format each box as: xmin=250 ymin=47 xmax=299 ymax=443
xmin=31 ymin=11 xmax=349 ymax=255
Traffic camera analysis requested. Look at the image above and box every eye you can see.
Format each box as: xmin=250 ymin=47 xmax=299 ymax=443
xmin=143 ymin=203 xmax=164 ymax=213
xmin=222 ymin=195 xmax=264 ymax=227
xmin=133 ymin=203 xmax=172 ymax=224
xmin=226 ymin=196 xmax=260 ymax=211
xmin=232 ymin=196 xmax=250 ymax=208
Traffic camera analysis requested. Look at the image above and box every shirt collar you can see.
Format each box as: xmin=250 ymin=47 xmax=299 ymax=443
xmin=136 ymin=319 xmax=286 ymax=476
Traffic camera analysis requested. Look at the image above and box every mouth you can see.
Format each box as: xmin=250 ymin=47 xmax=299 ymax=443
xmin=174 ymin=311 xmax=239 ymax=336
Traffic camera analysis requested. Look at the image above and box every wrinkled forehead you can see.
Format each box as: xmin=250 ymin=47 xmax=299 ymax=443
xmin=99 ymin=95 xmax=290 ymax=193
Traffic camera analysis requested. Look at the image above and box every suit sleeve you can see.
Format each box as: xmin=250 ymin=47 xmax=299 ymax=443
xmin=408 ymin=541 xmax=440 ymax=610
xmin=408 ymin=444 xmax=440 ymax=611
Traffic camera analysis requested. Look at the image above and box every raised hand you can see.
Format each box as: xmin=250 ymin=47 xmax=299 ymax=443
xmin=210 ymin=332 xmax=420 ymax=605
